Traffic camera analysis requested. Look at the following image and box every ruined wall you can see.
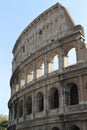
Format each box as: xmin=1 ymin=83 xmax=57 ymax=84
xmin=8 ymin=3 xmax=87 ymax=130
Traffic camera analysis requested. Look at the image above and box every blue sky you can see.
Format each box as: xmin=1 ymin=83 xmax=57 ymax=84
xmin=0 ymin=0 xmax=87 ymax=115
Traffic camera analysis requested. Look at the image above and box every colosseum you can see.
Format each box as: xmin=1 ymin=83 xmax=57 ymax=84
xmin=8 ymin=3 xmax=87 ymax=130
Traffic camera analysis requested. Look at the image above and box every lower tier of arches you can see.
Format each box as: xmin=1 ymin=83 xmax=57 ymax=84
xmin=7 ymin=117 xmax=87 ymax=130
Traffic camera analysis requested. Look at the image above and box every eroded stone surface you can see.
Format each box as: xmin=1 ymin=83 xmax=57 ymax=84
xmin=8 ymin=3 xmax=87 ymax=130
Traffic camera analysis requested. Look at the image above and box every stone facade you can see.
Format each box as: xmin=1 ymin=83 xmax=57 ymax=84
xmin=8 ymin=3 xmax=87 ymax=130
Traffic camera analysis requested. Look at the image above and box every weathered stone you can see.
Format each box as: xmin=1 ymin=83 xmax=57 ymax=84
xmin=8 ymin=3 xmax=87 ymax=130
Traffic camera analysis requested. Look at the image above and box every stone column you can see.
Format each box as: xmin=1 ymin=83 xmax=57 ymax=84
xmin=16 ymin=100 xmax=19 ymax=123
xmin=76 ymin=37 xmax=85 ymax=62
xmin=17 ymin=99 xmax=20 ymax=122
xmin=9 ymin=109 xmax=11 ymax=123
xmin=79 ymin=76 xmax=85 ymax=104
xmin=19 ymin=71 xmax=21 ymax=90
xmin=58 ymin=47 xmax=64 ymax=71
xmin=22 ymin=67 xmax=26 ymax=88
xmin=44 ymin=86 xmax=47 ymax=115
xmin=59 ymin=84 xmax=65 ymax=114
xmin=24 ymin=66 xmax=27 ymax=87
xmin=32 ymin=91 xmax=35 ymax=119
xmin=23 ymin=95 xmax=26 ymax=121
xmin=44 ymin=54 xmax=48 ymax=75
xmin=82 ymin=121 xmax=87 ymax=130
xmin=12 ymin=103 xmax=14 ymax=123
xmin=33 ymin=61 xmax=36 ymax=80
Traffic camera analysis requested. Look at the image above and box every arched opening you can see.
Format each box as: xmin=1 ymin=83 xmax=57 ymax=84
xmin=15 ymin=75 xmax=19 ymax=91
xmin=20 ymin=69 xmax=25 ymax=88
xmin=54 ymin=55 xmax=59 ymax=71
xmin=36 ymin=92 xmax=44 ymax=112
xmin=22 ymin=45 xmax=25 ymax=53
xmin=11 ymin=81 xmax=15 ymax=96
xmin=52 ymin=127 xmax=59 ymax=130
xmin=26 ymin=96 xmax=32 ymax=115
xmin=64 ymin=47 xmax=77 ymax=67
xmin=14 ymin=101 xmax=17 ymax=119
xmin=68 ymin=48 xmax=77 ymax=66
xmin=27 ymin=64 xmax=33 ymax=83
xmin=36 ymin=58 xmax=44 ymax=79
xmin=70 ymin=125 xmax=80 ymax=130
xmin=48 ymin=52 xmax=59 ymax=73
xmin=19 ymin=100 xmax=23 ymax=118
xmin=49 ymin=88 xmax=59 ymax=109
xmin=65 ymin=83 xmax=79 ymax=105
xmin=42 ymin=63 xmax=44 ymax=75
xmin=70 ymin=84 xmax=79 ymax=105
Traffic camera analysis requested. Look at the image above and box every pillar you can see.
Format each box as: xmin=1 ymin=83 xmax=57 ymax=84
xmin=32 ymin=92 xmax=35 ymax=118
xmin=58 ymin=47 xmax=64 ymax=70
xmin=23 ymin=95 xmax=26 ymax=121
xmin=33 ymin=61 xmax=36 ymax=80
xmin=44 ymin=54 xmax=48 ymax=75
xmin=59 ymin=84 xmax=65 ymax=114
xmin=79 ymin=76 xmax=85 ymax=104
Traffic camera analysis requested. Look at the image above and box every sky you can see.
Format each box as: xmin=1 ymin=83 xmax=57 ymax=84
xmin=0 ymin=0 xmax=87 ymax=116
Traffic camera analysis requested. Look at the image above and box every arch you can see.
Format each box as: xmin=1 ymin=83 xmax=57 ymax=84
xmin=48 ymin=51 xmax=59 ymax=73
xmin=49 ymin=87 xmax=59 ymax=109
xmin=70 ymin=125 xmax=80 ymax=130
xmin=14 ymin=101 xmax=17 ymax=119
xmin=70 ymin=84 xmax=79 ymax=105
xmin=52 ymin=127 xmax=59 ymax=130
xmin=64 ymin=47 xmax=77 ymax=67
xmin=36 ymin=92 xmax=44 ymax=112
xmin=25 ymin=96 xmax=32 ymax=115
xmin=15 ymin=75 xmax=19 ymax=91
xmin=20 ymin=69 xmax=25 ymax=88
xmin=68 ymin=48 xmax=77 ymax=66
xmin=22 ymin=45 xmax=25 ymax=53
xmin=66 ymin=83 xmax=79 ymax=105
xmin=54 ymin=55 xmax=59 ymax=71
xmin=19 ymin=100 xmax=23 ymax=118
xmin=36 ymin=58 xmax=44 ymax=79
xmin=27 ymin=64 xmax=33 ymax=83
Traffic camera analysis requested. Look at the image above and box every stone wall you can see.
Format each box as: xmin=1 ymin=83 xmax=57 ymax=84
xmin=8 ymin=3 xmax=87 ymax=130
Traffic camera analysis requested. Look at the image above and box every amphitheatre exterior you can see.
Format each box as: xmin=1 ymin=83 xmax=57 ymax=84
xmin=8 ymin=3 xmax=87 ymax=130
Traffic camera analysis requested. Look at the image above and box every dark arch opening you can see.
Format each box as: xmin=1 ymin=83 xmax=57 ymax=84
xmin=19 ymin=100 xmax=23 ymax=118
xmin=26 ymin=96 xmax=32 ymax=115
xmin=52 ymin=127 xmax=59 ymax=130
xmin=70 ymin=125 xmax=80 ymax=130
xmin=70 ymin=84 xmax=79 ymax=105
xmin=36 ymin=92 xmax=44 ymax=112
xmin=49 ymin=88 xmax=59 ymax=109
xmin=14 ymin=102 xmax=17 ymax=119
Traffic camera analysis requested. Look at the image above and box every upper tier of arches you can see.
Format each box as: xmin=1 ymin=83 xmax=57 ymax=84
xmin=11 ymin=47 xmax=79 ymax=95
xmin=12 ymin=3 xmax=76 ymax=72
